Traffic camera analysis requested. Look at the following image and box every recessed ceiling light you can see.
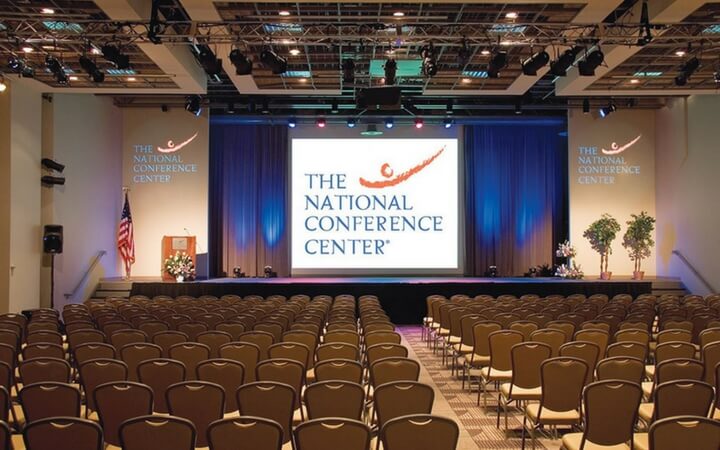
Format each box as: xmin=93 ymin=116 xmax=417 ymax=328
xmin=22 ymin=47 xmax=33 ymax=53
xmin=380 ymin=77 xmax=386 ymax=84
xmin=461 ymin=78 xmax=472 ymax=84
xmin=289 ymin=48 xmax=301 ymax=56
xmin=279 ymin=10 xmax=290 ymax=16
xmin=675 ymin=50 xmax=686 ymax=57
xmin=481 ymin=49 xmax=491 ymax=56
xmin=126 ymin=76 xmax=136 ymax=82
xmin=630 ymin=79 xmax=640 ymax=84
xmin=299 ymin=77 xmax=307 ymax=83
xmin=505 ymin=12 xmax=519 ymax=19
xmin=41 ymin=8 xmax=55 ymax=14
xmin=68 ymin=76 xmax=78 ymax=81
xmin=393 ymin=11 xmax=405 ymax=17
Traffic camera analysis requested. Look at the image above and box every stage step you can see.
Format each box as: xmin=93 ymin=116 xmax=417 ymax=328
xmin=650 ymin=277 xmax=687 ymax=296
xmin=91 ymin=278 xmax=133 ymax=301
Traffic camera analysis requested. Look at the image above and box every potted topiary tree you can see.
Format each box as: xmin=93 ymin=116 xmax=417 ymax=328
xmin=622 ymin=211 xmax=656 ymax=280
xmin=583 ymin=213 xmax=621 ymax=280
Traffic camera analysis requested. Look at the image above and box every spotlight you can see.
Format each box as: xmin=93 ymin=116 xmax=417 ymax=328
xmin=45 ymin=55 xmax=67 ymax=85
xmin=229 ymin=49 xmax=252 ymax=75
xmin=346 ymin=118 xmax=357 ymax=128
xmin=288 ymin=118 xmax=297 ymax=128
xmin=485 ymin=265 xmax=498 ymax=277
xmin=41 ymin=158 xmax=65 ymax=173
xmin=514 ymin=100 xmax=522 ymax=115
xmin=0 ymin=76 xmax=5 ymax=93
xmin=443 ymin=118 xmax=453 ymax=129
xmin=260 ymin=48 xmax=287 ymax=75
xmin=583 ymin=98 xmax=590 ymax=114
xmin=578 ymin=49 xmax=605 ymax=76
xmin=675 ymin=57 xmax=699 ymax=86
xmin=599 ymin=102 xmax=616 ymax=118
xmin=198 ymin=47 xmax=222 ymax=76
xmin=637 ymin=0 xmax=653 ymax=46
xmin=316 ymin=118 xmax=326 ymax=128
xmin=446 ymin=99 xmax=454 ymax=115
xmin=414 ymin=118 xmax=424 ymax=129
xmin=41 ymin=176 xmax=65 ymax=186
xmin=521 ymin=51 xmax=549 ymax=76
xmin=101 ymin=44 xmax=130 ymax=70
xmin=8 ymin=56 xmax=22 ymax=71
xmin=714 ymin=71 xmax=720 ymax=85
xmin=550 ymin=48 xmax=579 ymax=77
xmin=260 ymin=99 xmax=270 ymax=114
xmin=185 ymin=95 xmax=202 ymax=116
xmin=384 ymin=118 xmax=394 ymax=129
xmin=148 ymin=0 xmax=163 ymax=44
xmin=342 ymin=59 xmax=355 ymax=83
xmin=421 ymin=44 xmax=437 ymax=77
xmin=79 ymin=55 xmax=105 ymax=83
xmin=226 ymin=102 xmax=236 ymax=114
xmin=331 ymin=99 xmax=339 ymax=114
xmin=360 ymin=124 xmax=384 ymax=136
xmin=457 ymin=39 xmax=472 ymax=66
xmin=486 ymin=51 xmax=507 ymax=78
xmin=384 ymin=58 xmax=397 ymax=85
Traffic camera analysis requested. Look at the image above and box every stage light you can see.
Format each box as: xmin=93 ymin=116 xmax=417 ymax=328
xmin=260 ymin=98 xmax=270 ymax=114
xmin=550 ymin=48 xmax=579 ymax=77
xmin=414 ymin=118 xmax=424 ymax=129
xmin=229 ymin=49 xmax=252 ymax=75
xmin=480 ymin=49 xmax=491 ymax=56
xmin=288 ymin=118 xmax=297 ymax=128
xmin=521 ymin=50 xmax=549 ymax=76
xmin=41 ymin=158 xmax=65 ymax=173
xmin=22 ymin=47 xmax=33 ymax=54
xmin=599 ymin=101 xmax=616 ymax=118
xmin=675 ymin=57 xmax=699 ymax=86
xmin=232 ymin=267 xmax=245 ymax=278
xmin=331 ymin=99 xmax=339 ymax=114
xmin=637 ymin=0 xmax=652 ymax=46
xmin=316 ymin=118 xmax=326 ymax=128
xmin=289 ymin=48 xmax=301 ymax=56
xmin=384 ymin=118 xmax=394 ymax=129
xmin=384 ymin=58 xmax=397 ymax=85
xmin=421 ymin=44 xmax=437 ymax=77
xmin=147 ymin=0 xmax=162 ymax=44
xmin=342 ymin=59 xmax=355 ymax=83
xmin=578 ymin=49 xmax=604 ymax=76
xmin=226 ymin=102 xmax=236 ymax=114
xmin=583 ymin=98 xmax=590 ymax=114
xmin=457 ymin=39 xmax=472 ymax=66
xmin=79 ymin=55 xmax=105 ymax=83
xmin=485 ymin=265 xmax=498 ymax=277
xmin=443 ymin=118 xmax=453 ymax=129
xmin=41 ymin=176 xmax=65 ymax=186
xmin=278 ymin=10 xmax=290 ymax=16
xmin=393 ymin=11 xmax=405 ymax=17
xmin=360 ymin=124 xmax=383 ymax=136
xmin=486 ymin=51 xmax=507 ymax=78
xmin=41 ymin=8 xmax=55 ymax=14
xmin=198 ymin=47 xmax=223 ymax=76
xmin=185 ymin=95 xmax=202 ymax=116
xmin=506 ymin=12 xmax=519 ymax=19
xmin=0 ymin=76 xmax=6 ymax=93
xmin=45 ymin=55 xmax=68 ymax=85
xmin=714 ymin=71 xmax=720 ymax=85
xmin=514 ymin=99 xmax=522 ymax=115
xmin=8 ymin=56 xmax=22 ymax=71
xmin=346 ymin=118 xmax=356 ymax=128
xmin=260 ymin=48 xmax=287 ymax=75
xmin=101 ymin=44 xmax=130 ymax=70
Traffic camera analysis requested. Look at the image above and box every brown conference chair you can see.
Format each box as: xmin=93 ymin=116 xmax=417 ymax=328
xmin=239 ymin=331 xmax=275 ymax=361
xmin=73 ymin=343 xmax=116 ymax=367
xmin=78 ymin=358 xmax=128 ymax=416
xmin=314 ymin=359 xmax=363 ymax=384
xmin=119 ymin=415 xmax=196 ymax=450
xmin=152 ymin=331 xmax=189 ymax=357
xmin=236 ymin=381 xmax=295 ymax=445
xmin=20 ymin=357 xmax=72 ymax=385
xmin=219 ymin=342 xmax=260 ymax=384
xmin=120 ymin=343 xmax=162 ymax=382
xmin=197 ymin=331 xmax=233 ymax=358
xmin=19 ymin=382 xmax=81 ymax=424
xmin=256 ymin=359 xmax=305 ymax=417
xmin=94 ymin=381 xmax=153 ymax=447
xmin=166 ymin=381 xmax=225 ymax=448
xmin=498 ymin=341 xmax=551 ymax=431
xmin=304 ymin=381 xmax=365 ymax=421
xmin=22 ymin=343 xmax=64 ymax=361
xmin=529 ymin=329 xmax=566 ymax=357
xmin=207 ymin=416 xmax=283 ymax=450
xmin=373 ymin=381 xmax=434 ymax=435
xmin=137 ymin=358 xmax=186 ymax=413
xmin=168 ymin=342 xmax=210 ymax=381
xmin=637 ymin=380 xmax=714 ymax=427
xmin=559 ymin=341 xmax=600 ymax=385
xmin=478 ymin=330 xmax=523 ymax=408
xmin=379 ymin=414 xmax=459 ymax=450
xmin=23 ymin=417 xmax=103 ymax=450
xmin=196 ymin=359 xmax=245 ymax=414
xmin=606 ymin=341 xmax=648 ymax=361
xmin=294 ymin=418 xmax=371 ymax=450
xmin=596 ymin=356 xmax=645 ymax=384
xmin=641 ymin=416 xmax=720 ymax=450
xmin=315 ymin=343 xmax=360 ymax=363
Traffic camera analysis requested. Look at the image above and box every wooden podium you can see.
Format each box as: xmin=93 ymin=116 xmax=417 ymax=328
xmin=161 ymin=236 xmax=196 ymax=281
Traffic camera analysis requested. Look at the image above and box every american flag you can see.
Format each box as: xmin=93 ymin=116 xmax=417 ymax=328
xmin=118 ymin=192 xmax=135 ymax=277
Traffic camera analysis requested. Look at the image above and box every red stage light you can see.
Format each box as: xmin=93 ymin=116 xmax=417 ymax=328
xmin=316 ymin=118 xmax=326 ymax=128
xmin=414 ymin=118 xmax=424 ymax=129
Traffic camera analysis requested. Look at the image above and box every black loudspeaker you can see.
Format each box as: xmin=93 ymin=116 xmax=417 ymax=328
xmin=356 ymin=86 xmax=402 ymax=109
xmin=43 ymin=225 xmax=63 ymax=254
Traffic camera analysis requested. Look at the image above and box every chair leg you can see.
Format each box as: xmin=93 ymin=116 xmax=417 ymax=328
xmin=521 ymin=415 xmax=527 ymax=450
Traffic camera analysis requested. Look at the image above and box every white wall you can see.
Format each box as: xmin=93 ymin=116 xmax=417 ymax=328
xmin=656 ymin=96 xmax=720 ymax=294
xmin=42 ymin=94 xmax=123 ymax=309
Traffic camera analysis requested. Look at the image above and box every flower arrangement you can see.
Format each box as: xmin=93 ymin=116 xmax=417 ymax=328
xmin=556 ymin=262 xmax=584 ymax=279
xmin=556 ymin=240 xmax=577 ymax=259
xmin=583 ymin=213 xmax=621 ymax=279
xmin=164 ymin=251 xmax=195 ymax=282
xmin=622 ymin=211 xmax=656 ymax=279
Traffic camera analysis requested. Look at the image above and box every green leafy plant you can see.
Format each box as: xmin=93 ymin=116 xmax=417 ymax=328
xmin=583 ymin=213 xmax=621 ymax=274
xmin=622 ymin=211 xmax=656 ymax=273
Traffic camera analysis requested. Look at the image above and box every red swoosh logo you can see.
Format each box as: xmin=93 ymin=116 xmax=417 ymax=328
xmin=157 ymin=132 xmax=198 ymax=153
xmin=601 ymin=134 xmax=641 ymax=155
xmin=359 ymin=146 xmax=445 ymax=189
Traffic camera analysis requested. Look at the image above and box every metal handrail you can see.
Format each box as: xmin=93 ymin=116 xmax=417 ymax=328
xmin=671 ymin=250 xmax=716 ymax=293
xmin=64 ymin=250 xmax=107 ymax=300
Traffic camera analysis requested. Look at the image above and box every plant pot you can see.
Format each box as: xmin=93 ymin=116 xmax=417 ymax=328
xmin=632 ymin=271 xmax=645 ymax=280
xmin=600 ymin=272 xmax=612 ymax=280
xmin=175 ymin=275 xmax=184 ymax=283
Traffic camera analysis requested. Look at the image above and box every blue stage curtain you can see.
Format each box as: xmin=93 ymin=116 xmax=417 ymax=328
xmin=209 ymin=122 xmax=289 ymax=277
xmin=464 ymin=119 xmax=568 ymax=276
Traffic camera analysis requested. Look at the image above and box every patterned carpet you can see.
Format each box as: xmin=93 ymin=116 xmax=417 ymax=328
xmin=399 ymin=325 xmax=557 ymax=450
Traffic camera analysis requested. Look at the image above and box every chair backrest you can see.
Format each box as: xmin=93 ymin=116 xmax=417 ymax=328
xmin=509 ymin=321 xmax=539 ymax=340
xmin=529 ymin=329 xmax=566 ymax=357
xmin=67 ymin=329 xmax=106 ymax=350
xmin=219 ymin=342 xmax=260 ymax=383
xmin=267 ymin=342 xmax=310 ymax=369
xmin=137 ymin=320 xmax=170 ymax=339
xmin=323 ymin=331 xmax=360 ymax=348
xmin=236 ymin=381 xmax=295 ymax=444
xmin=559 ymin=341 xmax=601 ymax=384
xmin=656 ymin=358 xmax=705 ymax=384
xmin=652 ymin=380 xmax=715 ymax=420
xmin=379 ymin=414 xmax=459 ymax=450
xmin=595 ymin=356 xmax=645 ymax=383
xmin=614 ymin=329 xmax=650 ymax=347
xmin=94 ymin=381 xmax=154 ymax=446
xmin=20 ymin=357 xmax=72 ymax=384
xmin=294 ymin=418 xmax=371 ymax=450
xmin=239 ymin=331 xmax=275 ymax=361
xmin=22 ymin=343 xmax=64 ymax=360
xmin=655 ymin=341 xmax=696 ymax=364
xmin=699 ymin=327 xmax=720 ymax=349
xmin=488 ymin=330 xmax=524 ymax=372
xmin=509 ymin=341 xmax=552 ymax=389
xmin=606 ymin=341 xmax=648 ymax=361
xmin=167 ymin=381 xmax=225 ymax=448
xmin=120 ymin=343 xmax=162 ymax=382
xmin=574 ymin=329 xmax=610 ymax=357
xmin=255 ymin=358 xmax=305 ymax=408
xmin=197 ymin=358 xmax=245 ymax=413
xmin=177 ymin=322 xmax=208 ymax=341
xmin=119 ymin=415 xmax=196 ymax=450
xmin=152 ymin=331 xmax=189 ymax=357
xmin=169 ymin=342 xmax=211 ymax=381
xmin=26 ymin=330 xmax=63 ymax=346
xmin=19 ymin=382 xmax=81 ymax=422
xmin=366 ymin=344 xmax=408 ymax=366
xmin=538 ymin=357 xmax=588 ymax=415
xmin=23 ymin=417 xmax=103 ymax=450
xmin=374 ymin=381 xmax=434 ymax=431
xmin=304 ymin=381 xmax=364 ymax=421
xmin=0 ymin=387 xmax=8 ymax=423
xmin=701 ymin=342 xmax=720 ymax=385
xmin=110 ymin=329 xmax=148 ymax=352
xmin=648 ymin=416 xmax=720 ymax=450
xmin=197 ymin=331 xmax=233 ymax=358
xmin=656 ymin=329 xmax=692 ymax=344
xmin=79 ymin=358 xmax=129 ymax=411
xmin=581 ymin=380 xmax=642 ymax=447
xmin=137 ymin=358 xmax=186 ymax=414
xmin=315 ymin=343 xmax=359 ymax=362
xmin=370 ymin=357 xmax=421 ymax=387
xmin=0 ymin=420 xmax=8 ymax=450
xmin=547 ymin=320 xmax=577 ymax=341
xmin=215 ymin=322 xmax=246 ymax=341
xmin=314 ymin=359 xmax=363 ymax=384
xmin=364 ymin=331 xmax=402 ymax=348
xmin=207 ymin=416 xmax=283 ymax=450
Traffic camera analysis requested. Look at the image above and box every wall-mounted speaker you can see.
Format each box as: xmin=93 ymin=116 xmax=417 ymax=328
xmin=43 ymin=225 xmax=63 ymax=254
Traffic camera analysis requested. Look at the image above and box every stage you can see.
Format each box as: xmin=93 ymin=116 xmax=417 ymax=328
xmin=129 ymin=276 xmax=653 ymax=324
